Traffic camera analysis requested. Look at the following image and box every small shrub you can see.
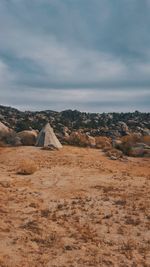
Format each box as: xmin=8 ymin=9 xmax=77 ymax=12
xmin=121 ymin=134 xmax=141 ymax=145
xmin=120 ymin=134 xmax=142 ymax=156
xmin=119 ymin=134 xmax=150 ymax=156
xmin=68 ymin=131 xmax=95 ymax=147
xmin=142 ymin=136 xmax=150 ymax=145
xmin=106 ymin=148 xmax=123 ymax=158
xmin=103 ymin=144 xmax=112 ymax=152
xmin=17 ymin=159 xmax=37 ymax=175
xmin=95 ymin=136 xmax=111 ymax=149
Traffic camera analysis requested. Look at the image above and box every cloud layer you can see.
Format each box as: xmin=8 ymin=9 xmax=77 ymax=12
xmin=0 ymin=0 xmax=150 ymax=112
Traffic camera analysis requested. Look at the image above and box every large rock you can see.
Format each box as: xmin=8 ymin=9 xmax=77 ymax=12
xmin=0 ymin=122 xmax=15 ymax=145
xmin=0 ymin=122 xmax=20 ymax=146
xmin=17 ymin=130 xmax=38 ymax=146
xmin=118 ymin=121 xmax=129 ymax=135
xmin=63 ymin=126 xmax=71 ymax=137
xmin=0 ymin=122 xmax=10 ymax=140
xmin=86 ymin=134 xmax=96 ymax=147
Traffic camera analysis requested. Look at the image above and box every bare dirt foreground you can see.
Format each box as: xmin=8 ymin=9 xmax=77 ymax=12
xmin=0 ymin=146 xmax=150 ymax=267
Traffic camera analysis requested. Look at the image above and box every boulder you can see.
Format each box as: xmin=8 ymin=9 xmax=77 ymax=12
xmin=12 ymin=136 xmax=22 ymax=146
xmin=17 ymin=130 xmax=38 ymax=146
xmin=0 ymin=122 xmax=17 ymax=146
xmin=63 ymin=126 xmax=71 ymax=137
xmin=86 ymin=134 xmax=96 ymax=147
xmin=0 ymin=122 xmax=10 ymax=140
xmin=118 ymin=121 xmax=129 ymax=135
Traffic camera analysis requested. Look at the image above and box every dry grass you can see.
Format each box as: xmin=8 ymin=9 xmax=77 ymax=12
xmin=17 ymin=159 xmax=37 ymax=175
xmin=142 ymin=135 xmax=150 ymax=145
xmin=0 ymin=146 xmax=150 ymax=267
xmin=95 ymin=136 xmax=111 ymax=149
xmin=68 ymin=131 xmax=95 ymax=147
xmin=121 ymin=134 xmax=141 ymax=144
xmin=120 ymin=134 xmax=147 ymax=156
xmin=106 ymin=148 xmax=123 ymax=158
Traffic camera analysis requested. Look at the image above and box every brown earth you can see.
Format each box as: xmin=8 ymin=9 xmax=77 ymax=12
xmin=0 ymin=146 xmax=150 ymax=267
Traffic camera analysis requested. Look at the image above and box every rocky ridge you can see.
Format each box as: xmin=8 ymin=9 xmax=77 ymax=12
xmin=0 ymin=105 xmax=150 ymax=157
xmin=0 ymin=105 xmax=150 ymax=138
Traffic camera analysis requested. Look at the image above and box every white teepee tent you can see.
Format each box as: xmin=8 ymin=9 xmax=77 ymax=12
xmin=36 ymin=123 xmax=62 ymax=149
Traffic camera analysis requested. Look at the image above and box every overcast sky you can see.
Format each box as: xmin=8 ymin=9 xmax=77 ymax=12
xmin=0 ymin=0 xmax=150 ymax=112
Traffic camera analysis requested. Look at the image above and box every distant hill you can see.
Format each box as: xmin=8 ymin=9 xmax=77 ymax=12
xmin=0 ymin=105 xmax=150 ymax=137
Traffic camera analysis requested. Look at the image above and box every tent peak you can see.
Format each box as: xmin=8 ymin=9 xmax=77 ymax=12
xmin=36 ymin=123 xmax=62 ymax=149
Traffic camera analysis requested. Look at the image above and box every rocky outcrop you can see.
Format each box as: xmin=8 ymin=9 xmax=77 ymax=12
xmin=0 ymin=122 xmax=10 ymax=140
xmin=0 ymin=105 xmax=150 ymax=156
xmin=0 ymin=121 xmax=15 ymax=145
xmin=0 ymin=105 xmax=149 ymax=138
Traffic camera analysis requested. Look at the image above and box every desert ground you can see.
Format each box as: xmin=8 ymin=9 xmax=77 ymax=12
xmin=0 ymin=146 xmax=150 ymax=267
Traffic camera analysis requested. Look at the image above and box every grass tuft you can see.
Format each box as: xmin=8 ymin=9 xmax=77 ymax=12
xmin=17 ymin=159 xmax=37 ymax=175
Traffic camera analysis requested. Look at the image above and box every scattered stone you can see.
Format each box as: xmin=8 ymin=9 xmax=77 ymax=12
xmin=110 ymin=156 xmax=118 ymax=160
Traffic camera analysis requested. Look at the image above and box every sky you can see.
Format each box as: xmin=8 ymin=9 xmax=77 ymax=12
xmin=0 ymin=0 xmax=150 ymax=113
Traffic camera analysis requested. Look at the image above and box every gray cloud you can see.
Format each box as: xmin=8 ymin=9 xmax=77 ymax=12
xmin=1 ymin=87 xmax=149 ymax=113
xmin=0 ymin=0 xmax=150 ymax=112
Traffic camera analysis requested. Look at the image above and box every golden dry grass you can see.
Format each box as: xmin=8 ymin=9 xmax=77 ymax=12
xmin=68 ymin=132 xmax=94 ymax=147
xmin=120 ymin=134 xmax=150 ymax=156
xmin=121 ymin=133 xmax=141 ymax=144
xmin=95 ymin=136 xmax=112 ymax=149
xmin=106 ymin=148 xmax=123 ymax=158
xmin=142 ymin=135 xmax=150 ymax=145
xmin=0 ymin=146 xmax=150 ymax=267
xmin=17 ymin=159 xmax=37 ymax=175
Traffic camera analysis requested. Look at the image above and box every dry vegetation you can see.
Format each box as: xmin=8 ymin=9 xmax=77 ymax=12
xmin=142 ymin=135 xmax=150 ymax=145
xmin=67 ymin=133 xmax=112 ymax=150
xmin=67 ymin=132 xmax=95 ymax=147
xmin=105 ymin=148 xmax=123 ymax=159
xmin=17 ymin=159 xmax=37 ymax=175
xmin=0 ymin=146 xmax=150 ymax=267
xmin=95 ymin=136 xmax=112 ymax=149
xmin=119 ymin=134 xmax=150 ymax=156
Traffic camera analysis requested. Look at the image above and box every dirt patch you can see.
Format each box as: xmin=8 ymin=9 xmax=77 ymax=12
xmin=0 ymin=146 xmax=150 ymax=267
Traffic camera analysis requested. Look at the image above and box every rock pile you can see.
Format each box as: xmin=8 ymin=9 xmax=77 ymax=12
xmin=0 ymin=105 xmax=150 ymax=157
xmin=0 ymin=106 xmax=149 ymax=139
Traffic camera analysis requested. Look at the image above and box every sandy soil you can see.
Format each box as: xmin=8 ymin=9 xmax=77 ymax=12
xmin=0 ymin=146 xmax=150 ymax=267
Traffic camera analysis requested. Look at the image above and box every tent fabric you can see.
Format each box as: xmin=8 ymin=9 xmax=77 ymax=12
xmin=36 ymin=123 xmax=62 ymax=149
